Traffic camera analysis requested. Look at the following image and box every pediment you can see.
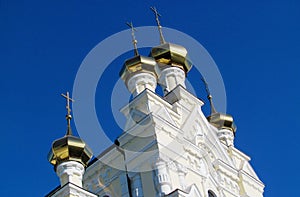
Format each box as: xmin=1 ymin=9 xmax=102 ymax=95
xmin=179 ymin=103 xmax=233 ymax=164
xmin=156 ymin=105 xmax=177 ymax=127
xmin=121 ymin=89 xmax=180 ymax=130
xmin=242 ymin=161 xmax=259 ymax=180
xmin=185 ymin=184 xmax=203 ymax=197
xmin=166 ymin=184 xmax=202 ymax=197
xmin=181 ymin=105 xmax=210 ymax=142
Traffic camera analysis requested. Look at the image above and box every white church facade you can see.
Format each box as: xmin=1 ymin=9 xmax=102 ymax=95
xmin=46 ymin=9 xmax=264 ymax=197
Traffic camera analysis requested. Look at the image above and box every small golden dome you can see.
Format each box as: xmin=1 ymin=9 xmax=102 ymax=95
xmin=202 ymin=78 xmax=237 ymax=134
xmin=150 ymin=42 xmax=192 ymax=73
xmin=207 ymin=112 xmax=237 ymax=134
xmin=120 ymin=55 xmax=157 ymax=83
xmin=48 ymin=92 xmax=93 ymax=169
xmin=120 ymin=22 xmax=157 ymax=83
xmin=48 ymin=135 xmax=93 ymax=168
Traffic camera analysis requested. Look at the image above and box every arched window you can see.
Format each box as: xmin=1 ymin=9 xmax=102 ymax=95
xmin=208 ymin=190 xmax=217 ymax=197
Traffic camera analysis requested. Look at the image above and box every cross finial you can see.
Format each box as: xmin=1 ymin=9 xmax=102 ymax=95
xmin=150 ymin=6 xmax=166 ymax=44
xmin=126 ymin=22 xmax=139 ymax=56
xmin=61 ymin=91 xmax=75 ymax=135
xmin=201 ymin=78 xmax=217 ymax=114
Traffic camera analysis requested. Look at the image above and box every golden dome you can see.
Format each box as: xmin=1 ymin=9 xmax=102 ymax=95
xmin=207 ymin=112 xmax=237 ymax=134
xmin=148 ymin=7 xmax=192 ymax=74
xmin=202 ymin=78 xmax=237 ymax=134
xmin=48 ymin=92 xmax=93 ymax=169
xmin=48 ymin=135 xmax=93 ymax=168
xmin=120 ymin=55 xmax=157 ymax=83
xmin=150 ymin=42 xmax=192 ymax=73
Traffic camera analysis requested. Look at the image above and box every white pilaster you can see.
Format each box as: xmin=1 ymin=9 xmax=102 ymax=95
xmin=56 ymin=161 xmax=85 ymax=187
xmin=127 ymin=72 xmax=157 ymax=97
xmin=177 ymin=164 xmax=187 ymax=190
xmin=154 ymin=159 xmax=172 ymax=196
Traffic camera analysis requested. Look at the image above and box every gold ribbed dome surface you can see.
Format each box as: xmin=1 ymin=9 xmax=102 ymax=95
xmin=48 ymin=135 xmax=93 ymax=168
xmin=207 ymin=112 xmax=237 ymax=134
xmin=120 ymin=55 xmax=157 ymax=83
xmin=150 ymin=42 xmax=192 ymax=73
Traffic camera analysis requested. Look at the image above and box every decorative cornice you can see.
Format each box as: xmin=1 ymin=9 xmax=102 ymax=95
xmin=49 ymin=183 xmax=97 ymax=197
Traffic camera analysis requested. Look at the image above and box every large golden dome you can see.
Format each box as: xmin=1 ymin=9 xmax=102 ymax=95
xmin=149 ymin=7 xmax=192 ymax=74
xmin=150 ymin=42 xmax=192 ymax=74
xmin=120 ymin=55 xmax=157 ymax=83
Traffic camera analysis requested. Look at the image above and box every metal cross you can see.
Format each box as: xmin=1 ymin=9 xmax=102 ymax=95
xmin=201 ymin=77 xmax=211 ymax=96
xmin=150 ymin=6 xmax=166 ymax=44
xmin=61 ymin=91 xmax=75 ymax=135
xmin=201 ymin=78 xmax=217 ymax=114
xmin=126 ymin=22 xmax=139 ymax=56
xmin=61 ymin=91 xmax=74 ymax=116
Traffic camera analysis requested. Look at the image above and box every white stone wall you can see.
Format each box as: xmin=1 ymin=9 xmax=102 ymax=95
xmin=83 ymin=86 xmax=264 ymax=197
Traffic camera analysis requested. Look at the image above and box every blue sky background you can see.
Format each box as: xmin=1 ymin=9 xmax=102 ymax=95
xmin=1 ymin=0 xmax=299 ymax=196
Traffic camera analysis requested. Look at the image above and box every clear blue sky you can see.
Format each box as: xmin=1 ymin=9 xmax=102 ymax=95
xmin=1 ymin=0 xmax=299 ymax=196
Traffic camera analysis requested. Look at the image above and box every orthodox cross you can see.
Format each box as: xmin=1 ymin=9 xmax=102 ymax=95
xmin=201 ymin=78 xmax=217 ymax=114
xmin=150 ymin=6 xmax=166 ymax=44
xmin=61 ymin=91 xmax=75 ymax=135
xmin=126 ymin=22 xmax=139 ymax=56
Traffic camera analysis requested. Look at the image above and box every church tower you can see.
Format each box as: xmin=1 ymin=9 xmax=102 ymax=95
xmin=46 ymin=8 xmax=264 ymax=197
xmin=46 ymin=92 xmax=96 ymax=197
